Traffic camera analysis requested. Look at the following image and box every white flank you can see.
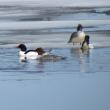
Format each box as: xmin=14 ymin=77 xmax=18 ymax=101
xmin=25 ymin=52 xmax=38 ymax=59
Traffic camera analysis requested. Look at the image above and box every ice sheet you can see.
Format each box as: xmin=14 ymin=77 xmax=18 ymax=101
xmin=0 ymin=0 xmax=110 ymax=7
xmin=0 ymin=20 xmax=110 ymax=30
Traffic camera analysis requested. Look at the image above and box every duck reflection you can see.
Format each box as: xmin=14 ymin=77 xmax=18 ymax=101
xmin=19 ymin=53 xmax=66 ymax=74
xmin=19 ymin=56 xmax=45 ymax=73
xmin=70 ymin=48 xmax=91 ymax=73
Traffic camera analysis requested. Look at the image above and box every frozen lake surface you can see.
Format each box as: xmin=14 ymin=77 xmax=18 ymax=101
xmin=0 ymin=3 xmax=110 ymax=110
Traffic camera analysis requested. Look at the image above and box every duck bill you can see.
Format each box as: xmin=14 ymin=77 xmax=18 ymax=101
xmin=15 ymin=44 xmax=20 ymax=48
xmin=15 ymin=45 xmax=19 ymax=48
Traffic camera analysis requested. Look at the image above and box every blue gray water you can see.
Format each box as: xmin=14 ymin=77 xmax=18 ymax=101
xmin=0 ymin=48 xmax=110 ymax=110
xmin=0 ymin=5 xmax=110 ymax=110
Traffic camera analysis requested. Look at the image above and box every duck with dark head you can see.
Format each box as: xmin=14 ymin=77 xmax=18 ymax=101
xmin=16 ymin=44 xmax=39 ymax=59
xmin=68 ymin=24 xmax=85 ymax=45
xmin=81 ymin=35 xmax=94 ymax=49
xmin=16 ymin=44 xmax=66 ymax=61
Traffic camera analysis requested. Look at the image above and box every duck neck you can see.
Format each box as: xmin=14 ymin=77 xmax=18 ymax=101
xmin=77 ymin=25 xmax=83 ymax=32
xmin=81 ymin=35 xmax=90 ymax=49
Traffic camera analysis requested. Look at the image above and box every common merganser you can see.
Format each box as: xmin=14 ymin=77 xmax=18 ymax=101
xmin=35 ymin=48 xmax=66 ymax=61
xmin=16 ymin=44 xmax=39 ymax=59
xmin=17 ymin=44 xmax=66 ymax=61
xmin=68 ymin=24 xmax=85 ymax=45
xmin=81 ymin=35 xmax=94 ymax=49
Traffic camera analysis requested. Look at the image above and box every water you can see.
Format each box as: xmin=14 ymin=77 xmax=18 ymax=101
xmin=0 ymin=47 xmax=110 ymax=110
xmin=0 ymin=3 xmax=110 ymax=110
xmin=0 ymin=47 xmax=110 ymax=78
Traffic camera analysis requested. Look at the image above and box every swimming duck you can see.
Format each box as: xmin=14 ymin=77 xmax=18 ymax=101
xmin=68 ymin=24 xmax=85 ymax=45
xmin=17 ymin=44 xmax=66 ymax=61
xmin=16 ymin=44 xmax=39 ymax=59
xmin=35 ymin=47 xmax=66 ymax=61
xmin=81 ymin=35 xmax=94 ymax=49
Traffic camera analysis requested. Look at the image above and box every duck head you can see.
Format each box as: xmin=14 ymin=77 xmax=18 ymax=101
xmin=77 ymin=24 xmax=83 ymax=31
xmin=35 ymin=47 xmax=46 ymax=55
xmin=17 ymin=44 xmax=27 ymax=52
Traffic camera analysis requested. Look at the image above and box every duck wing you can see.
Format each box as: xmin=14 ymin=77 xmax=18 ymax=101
xmin=38 ymin=54 xmax=66 ymax=62
xmin=68 ymin=32 xmax=78 ymax=43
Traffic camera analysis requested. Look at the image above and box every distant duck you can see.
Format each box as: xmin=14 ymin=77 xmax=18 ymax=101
xmin=81 ymin=35 xmax=94 ymax=49
xmin=68 ymin=24 xmax=85 ymax=45
xmin=17 ymin=44 xmax=66 ymax=61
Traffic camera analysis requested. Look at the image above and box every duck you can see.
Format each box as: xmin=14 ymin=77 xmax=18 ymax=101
xmin=16 ymin=44 xmax=39 ymax=59
xmin=16 ymin=44 xmax=66 ymax=61
xmin=68 ymin=24 xmax=85 ymax=45
xmin=81 ymin=35 xmax=94 ymax=49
